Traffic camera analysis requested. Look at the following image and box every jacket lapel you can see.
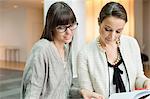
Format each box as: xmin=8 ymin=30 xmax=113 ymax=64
xmin=119 ymin=37 xmax=134 ymax=91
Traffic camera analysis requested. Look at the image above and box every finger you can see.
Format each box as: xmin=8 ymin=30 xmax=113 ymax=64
xmin=144 ymin=80 xmax=150 ymax=89
xmin=145 ymin=86 xmax=150 ymax=90
xmin=97 ymin=95 xmax=105 ymax=99
xmin=84 ymin=97 xmax=89 ymax=99
xmin=91 ymin=92 xmax=104 ymax=99
xmin=144 ymin=84 xmax=150 ymax=90
xmin=83 ymin=96 xmax=90 ymax=99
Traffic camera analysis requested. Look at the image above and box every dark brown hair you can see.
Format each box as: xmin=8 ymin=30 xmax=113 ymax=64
xmin=98 ymin=2 xmax=127 ymax=24
xmin=41 ymin=1 xmax=77 ymax=41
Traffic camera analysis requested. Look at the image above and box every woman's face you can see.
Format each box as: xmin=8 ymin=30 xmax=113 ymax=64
xmin=53 ymin=23 xmax=77 ymax=44
xmin=99 ymin=16 xmax=126 ymax=45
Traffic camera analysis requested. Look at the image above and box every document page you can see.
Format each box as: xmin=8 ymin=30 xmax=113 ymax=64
xmin=109 ymin=90 xmax=150 ymax=99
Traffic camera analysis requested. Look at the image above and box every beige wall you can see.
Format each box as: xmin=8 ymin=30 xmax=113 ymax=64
xmin=0 ymin=0 xmax=149 ymax=63
xmin=134 ymin=0 xmax=143 ymax=50
xmin=0 ymin=4 xmax=43 ymax=62
xmin=85 ymin=0 xmax=134 ymax=43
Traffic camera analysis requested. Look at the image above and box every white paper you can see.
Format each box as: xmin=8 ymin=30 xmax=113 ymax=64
xmin=109 ymin=90 xmax=150 ymax=99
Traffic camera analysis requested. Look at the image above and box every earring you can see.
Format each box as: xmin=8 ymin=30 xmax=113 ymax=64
xmin=116 ymin=39 xmax=120 ymax=46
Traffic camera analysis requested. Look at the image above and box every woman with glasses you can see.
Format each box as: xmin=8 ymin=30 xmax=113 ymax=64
xmin=77 ymin=1 xmax=150 ymax=99
xmin=21 ymin=1 xmax=78 ymax=99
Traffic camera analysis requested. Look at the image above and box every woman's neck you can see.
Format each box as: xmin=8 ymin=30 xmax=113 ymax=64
xmin=53 ymin=40 xmax=64 ymax=50
xmin=97 ymin=37 xmax=120 ymax=65
xmin=104 ymin=43 xmax=119 ymax=65
xmin=53 ymin=40 xmax=65 ymax=61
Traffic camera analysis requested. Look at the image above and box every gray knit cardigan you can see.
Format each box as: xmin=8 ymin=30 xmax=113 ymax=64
xmin=21 ymin=39 xmax=72 ymax=99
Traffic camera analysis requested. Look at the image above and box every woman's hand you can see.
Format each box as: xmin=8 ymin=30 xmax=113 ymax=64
xmin=80 ymin=89 xmax=105 ymax=99
xmin=144 ymin=80 xmax=150 ymax=90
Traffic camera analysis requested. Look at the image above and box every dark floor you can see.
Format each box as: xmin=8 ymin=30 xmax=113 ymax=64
xmin=0 ymin=68 xmax=82 ymax=99
xmin=0 ymin=69 xmax=23 ymax=99
xmin=0 ymin=65 xmax=150 ymax=99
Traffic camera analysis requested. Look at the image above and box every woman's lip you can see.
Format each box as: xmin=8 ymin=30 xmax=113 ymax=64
xmin=64 ymin=37 xmax=71 ymax=40
xmin=106 ymin=39 xmax=112 ymax=42
xmin=64 ymin=36 xmax=71 ymax=39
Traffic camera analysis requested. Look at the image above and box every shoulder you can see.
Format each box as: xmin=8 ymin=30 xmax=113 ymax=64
xmin=120 ymin=35 xmax=139 ymax=46
xmin=31 ymin=39 xmax=52 ymax=54
xmin=78 ymin=39 xmax=97 ymax=54
xmin=32 ymin=39 xmax=51 ymax=50
xmin=26 ymin=39 xmax=52 ymax=61
xmin=24 ymin=39 xmax=51 ymax=72
xmin=120 ymin=35 xmax=140 ymax=52
xmin=121 ymin=35 xmax=138 ymax=43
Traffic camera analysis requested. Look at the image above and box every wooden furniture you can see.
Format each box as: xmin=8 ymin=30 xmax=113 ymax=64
xmin=4 ymin=46 xmax=20 ymax=62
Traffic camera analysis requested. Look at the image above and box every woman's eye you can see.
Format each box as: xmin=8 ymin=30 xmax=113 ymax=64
xmin=116 ymin=31 xmax=121 ymax=33
xmin=105 ymin=27 xmax=112 ymax=32
xmin=57 ymin=26 xmax=65 ymax=29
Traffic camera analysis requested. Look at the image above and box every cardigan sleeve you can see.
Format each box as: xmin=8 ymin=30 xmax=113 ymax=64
xmin=132 ymin=38 xmax=149 ymax=88
xmin=21 ymin=48 xmax=46 ymax=99
xmin=77 ymin=48 xmax=94 ymax=91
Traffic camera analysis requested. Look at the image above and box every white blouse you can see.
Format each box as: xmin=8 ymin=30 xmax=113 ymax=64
xmin=109 ymin=63 xmax=130 ymax=95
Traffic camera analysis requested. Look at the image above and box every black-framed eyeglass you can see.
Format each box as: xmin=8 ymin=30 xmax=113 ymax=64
xmin=55 ymin=22 xmax=78 ymax=33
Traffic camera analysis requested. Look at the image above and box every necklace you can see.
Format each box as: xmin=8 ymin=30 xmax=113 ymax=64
xmin=97 ymin=37 xmax=105 ymax=48
xmin=97 ymin=37 xmax=121 ymax=65
xmin=111 ymin=51 xmax=121 ymax=65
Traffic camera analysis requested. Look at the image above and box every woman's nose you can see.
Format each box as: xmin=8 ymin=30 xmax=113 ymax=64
xmin=65 ymin=28 xmax=72 ymax=35
xmin=110 ymin=31 xmax=116 ymax=40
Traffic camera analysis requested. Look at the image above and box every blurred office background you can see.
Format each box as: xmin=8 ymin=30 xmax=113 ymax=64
xmin=0 ymin=0 xmax=150 ymax=98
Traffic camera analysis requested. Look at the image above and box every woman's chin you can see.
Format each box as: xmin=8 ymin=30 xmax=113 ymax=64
xmin=64 ymin=39 xmax=72 ymax=44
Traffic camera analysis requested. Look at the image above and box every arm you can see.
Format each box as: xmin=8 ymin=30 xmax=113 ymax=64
xmin=80 ymin=89 xmax=104 ymax=99
xmin=77 ymin=49 xmax=104 ymax=99
xmin=132 ymin=38 xmax=150 ymax=89
xmin=77 ymin=49 xmax=93 ymax=91
xmin=21 ymin=49 xmax=46 ymax=99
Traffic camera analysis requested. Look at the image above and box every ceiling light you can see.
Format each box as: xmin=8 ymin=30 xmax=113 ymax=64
xmin=13 ymin=5 xmax=18 ymax=8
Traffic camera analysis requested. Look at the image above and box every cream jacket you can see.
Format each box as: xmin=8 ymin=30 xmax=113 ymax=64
xmin=77 ymin=35 xmax=149 ymax=98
